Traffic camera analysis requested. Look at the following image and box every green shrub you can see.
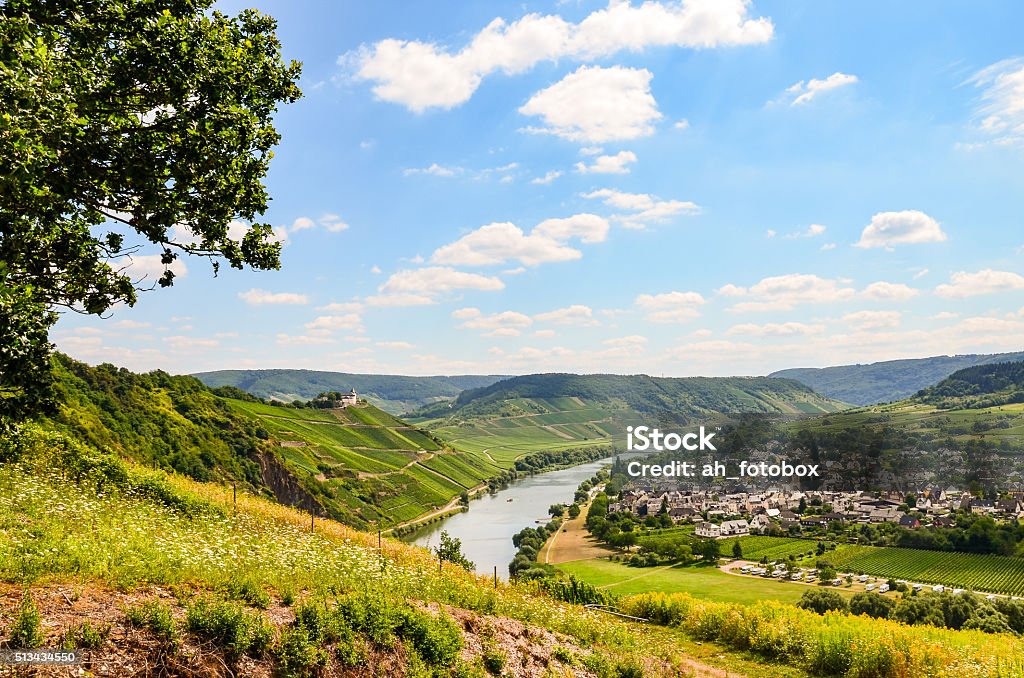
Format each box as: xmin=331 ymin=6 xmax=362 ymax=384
xmin=481 ymin=641 xmax=507 ymax=675
xmin=275 ymin=627 xmax=328 ymax=678
xmin=225 ymin=576 xmax=271 ymax=609
xmin=335 ymin=592 xmax=402 ymax=648
xmin=61 ymin=621 xmax=109 ymax=650
xmin=551 ymin=646 xmax=574 ymax=665
xmin=9 ymin=592 xmax=43 ymax=648
xmin=185 ymin=598 xmax=273 ymax=657
xmin=125 ymin=600 xmax=178 ymax=644
xmin=399 ymin=607 xmax=463 ymax=666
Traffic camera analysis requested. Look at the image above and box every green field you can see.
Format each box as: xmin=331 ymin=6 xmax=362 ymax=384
xmin=422 ymin=397 xmax=621 ymax=462
xmin=557 ymin=558 xmax=817 ymax=605
xmin=734 ymin=536 xmax=822 ymax=561
xmin=827 ymin=544 xmax=1024 ymax=595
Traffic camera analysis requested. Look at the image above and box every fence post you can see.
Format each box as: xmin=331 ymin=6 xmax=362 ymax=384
xmin=310 ymin=511 xmax=314 ymax=533
xmin=494 ymin=565 xmax=497 ymax=589
xmin=232 ymin=483 xmax=237 ymax=507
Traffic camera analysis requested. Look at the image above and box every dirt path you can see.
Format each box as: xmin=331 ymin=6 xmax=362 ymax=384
xmin=540 ymin=501 xmax=614 ymax=564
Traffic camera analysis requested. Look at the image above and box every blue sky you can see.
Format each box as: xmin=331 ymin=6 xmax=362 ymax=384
xmin=57 ymin=0 xmax=1024 ymax=377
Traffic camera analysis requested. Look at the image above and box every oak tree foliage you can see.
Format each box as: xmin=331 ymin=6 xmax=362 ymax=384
xmin=0 ymin=0 xmax=301 ymax=420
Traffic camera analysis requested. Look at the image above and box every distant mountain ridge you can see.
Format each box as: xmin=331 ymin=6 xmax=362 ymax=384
xmin=437 ymin=372 xmax=848 ymax=419
xmin=192 ymin=369 xmax=508 ymax=414
xmin=770 ymin=351 xmax=1024 ymax=406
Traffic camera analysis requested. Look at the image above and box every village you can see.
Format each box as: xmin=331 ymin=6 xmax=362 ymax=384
xmin=609 ymin=485 xmax=1024 ymax=539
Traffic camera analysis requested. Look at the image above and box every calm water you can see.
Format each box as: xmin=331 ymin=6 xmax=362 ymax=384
xmin=405 ymin=458 xmax=613 ymax=578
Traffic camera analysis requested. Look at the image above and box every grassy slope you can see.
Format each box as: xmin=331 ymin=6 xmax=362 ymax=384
xmin=192 ymin=368 xmax=507 ymax=414
xmin=0 ymin=425 xmax=805 ymax=678
xmin=770 ymin=351 xmax=1024 ymax=406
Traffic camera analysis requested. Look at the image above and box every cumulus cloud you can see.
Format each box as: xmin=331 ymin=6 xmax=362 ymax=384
xmin=376 ymin=341 xmax=415 ymax=350
xmin=935 ymin=269 xmax=1024 ymax=298
xmin=239 ymin=289 xmax=309 ymax=305
xmin=431 ymin=214 xmax=608 ymax=267
xmin=531 ymin=170 xmax=563 ymax=185
xmin=575 ymin=150 xmax=638 ymax=174
xmin=534 ymin=304 xmax=598 ymax=326
xmin=520 ymin=66 xmax=661 ymax=143
xmin=403 ymin=163 xmax=463 ymax=177
xmin=785 ymin=72 xmax=858 ymax=105
xmin=635 ymin=290 xmax=705 ymax=323
xmin=856 ymin=210 xmax=947 ymax=248
xmin=784 ymin=223 xmax=826 ymax=239
xmin=726 ymin=322 xmax=824 ymax=337
xmin=581 ymin=188 xmax=699 ymax=229
xmin=370 ymin=266 xmax=505 ymax=307
xmin=725 ymin=273 xmax=856 ymax=312
xmin=276 ymin=333 xmax=335 ymax=346
xmin=350 ymin=1 xmax=773 ymax=112
xmin=305 ymin=314 xmax=363 ymax=332
xmin=966 ymin=58 xmax=1024 ymax=147
xmin=454 ymin=308 xmax=533 ymax=335
xmin=859 ymin=281 xmax=920 ymax=302
xmin=842 ymin=310 xmax=902 ymax=330
xmin=604 ymin=335 xmax=648 ymax=347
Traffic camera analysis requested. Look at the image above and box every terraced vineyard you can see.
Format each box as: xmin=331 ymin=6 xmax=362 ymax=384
xmin=419 ymin=397 xmax=622 ymax=462
xmin=228 ymin=399 xmax=502 ymax=528
xmin=829 ymin=545 xmax=1024 ymax=595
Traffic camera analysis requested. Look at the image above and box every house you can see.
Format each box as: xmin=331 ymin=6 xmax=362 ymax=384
xmin=750 ymin=514 xmax=772 ymax=533
xmin=340 ymin=389 xmax=358 ymax=407
xmin=899 ymin=515 xmax=921 ymax=529
xmin=695 ymin=522 xmax=722 ymax=538
xmin=720 ymin=519 xmax=750 ymax=537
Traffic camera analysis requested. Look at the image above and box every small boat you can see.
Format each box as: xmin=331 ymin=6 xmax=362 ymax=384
xmin=506 ymin=498 xmax=513 ymax=502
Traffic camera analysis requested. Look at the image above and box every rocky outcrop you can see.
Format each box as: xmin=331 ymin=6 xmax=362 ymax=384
xmin=255 ymin=448 xmax=323 ymax=515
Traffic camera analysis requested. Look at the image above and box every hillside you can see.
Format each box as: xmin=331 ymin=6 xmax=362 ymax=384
xmin=49 ymin=356 xmax=601 ymax=532
xmin=770 ymin=351 xmax=1024 ymax=406
xmin=916 ymin=361 xmax=1024 ymax=409
xmin=192 ymin=368 xmax=507 ymax=414
xmin=3 ymin=424 xmax=1024 ymax=677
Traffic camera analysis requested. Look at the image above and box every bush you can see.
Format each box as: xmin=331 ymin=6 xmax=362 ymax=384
xmin=61 ymin=621 xmax=109 ymax=650
xmin=9 ymin=592 xmax=43 ymax=648
xmin=482 ymin=642 xmax=507 ymax=675
xmin=796 ymin=589 xmax=848 ymax=615
xmin=850 ymin=592 xmax=896 ymax=619
xmin=225 ymin=576 xmax=271 ymax=609
xmin=125 ymin=600 xmax=178 ymax=644
xmin=399 ymin=607 xmax=463 ymax=666
xmin=275 ymin=628 xmax=329 ymax=678
xmin=185 ymin=598 xmax=273 ymax=657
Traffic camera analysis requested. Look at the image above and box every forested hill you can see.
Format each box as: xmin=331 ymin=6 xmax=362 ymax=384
xmin=915 ymin=360 xmax=1024 ymax=409
xmin=192 ymin=368 xmax=506 ymax=413
xmin=770 ymin=351 xmax=1024 ymax=406
xmin=437 ymin=372 xmax=847 ymax=419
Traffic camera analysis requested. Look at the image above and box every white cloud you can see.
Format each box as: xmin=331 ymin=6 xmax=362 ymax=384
xmin=766 ymin=229 xmax=777 ymax=238
xmin=534 ymin=304 xmax=598 ymax=326
xmin=579 ymin=146 xmax=604 ymax=156
xmin=604 ymin=335 xmax=648 ymax=347
xmin=785 ymin=72 xmax=858 ymax=105
xmin=575 ymin=150 xmax=638 ymax=174
xmin=533 ymin=329 xmax=557 ymax=338
xmin=913 ymin=268 xmax=930 ymax=280
xmin=124 ymin=254 xmax=188 ymax=283
xmin=820 ymin=242 xmax=836 ymax=251
xmin=521 ymin=66 xmax=661 ymax=143
xmin=164 ymin=335 xmax=218 ymax=350
xmin=376 ymin=341 xmax=415 ymax=350
xmin=842 ymin=310 xmax=902 ymax=330
xmin=531 ymin=170 xmax=563 ymax=185
xmin=726 ymin=322 xmax=824 ymax=337
xmin=967 ymin=58 xmax=1024 ymax=147
xmin=725 ymin=273 xmax=856 ymax=312
xmin=376 ymin=267 xmax=505 ymax=306
xmin=935 ymin=269 xmax=1024 ymax=298
xmin=403 ymin=163 xmax=462 ymax=177
xmin=784 ymin=223 xmax=826 ymax=239
xmin=859 ymin=281 xmax=920 ymax=302
xmin=716 ymin=283 xmax=747 ymax=297
xmin=454 ymin=308 xmax=533 ymax=333
xmin=239 ymin=288 xmax=309 ymax=305
xmin=371 ymin=265 xmax=382 ymax=274
xmin=305 ymin=314 xmax=363 ymax=332
xmin=856 ymin=210 xmax=948 ymax=248
xmin=635 ymin=290 xmax=705 ymax=323
xmin=674 ymin=119 xmax=690 ymax=130
xmin=931 ymin=311 xmax=960 ymax=320
xmin=351 ymin=1 xmax=773 ymax=112
xmin=318 ymin=214 xmax=350 ymax=233
xmin=113 ymin=320 xmax=151 ymax=329
xmin=581 ymin=188 xmax=699 ymax=229
xmin=431 ymin=214 xmax=608 ymax=267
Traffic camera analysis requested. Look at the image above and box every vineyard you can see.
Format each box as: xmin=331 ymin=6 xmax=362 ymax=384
xmin=735 ymin=536 xmax=821 ymax=561
xmin=829 ymin=545 xmax=1024 ymax=595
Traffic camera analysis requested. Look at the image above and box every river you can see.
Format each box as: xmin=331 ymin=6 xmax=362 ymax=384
xmin=404 ymin=457 xmax=613 ymax=578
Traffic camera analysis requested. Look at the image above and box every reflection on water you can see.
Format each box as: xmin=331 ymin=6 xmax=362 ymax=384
xmin=405 ymin=458 xmax=612 ymax=578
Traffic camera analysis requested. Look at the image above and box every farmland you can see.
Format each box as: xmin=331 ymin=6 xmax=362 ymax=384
xmin=827 ymin=544 xmax=1024 ymax=595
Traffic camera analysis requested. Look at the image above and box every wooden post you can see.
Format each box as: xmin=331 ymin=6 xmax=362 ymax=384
xmin=310 ymin=511 xmax=314 ymax=533
xmin=438 ymin=558 xmax=442 ymax=574
xmin=494 ymin=565 xmax=497 ymax=589
xmin=232 ymin=483 xmax=237 ymax=506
